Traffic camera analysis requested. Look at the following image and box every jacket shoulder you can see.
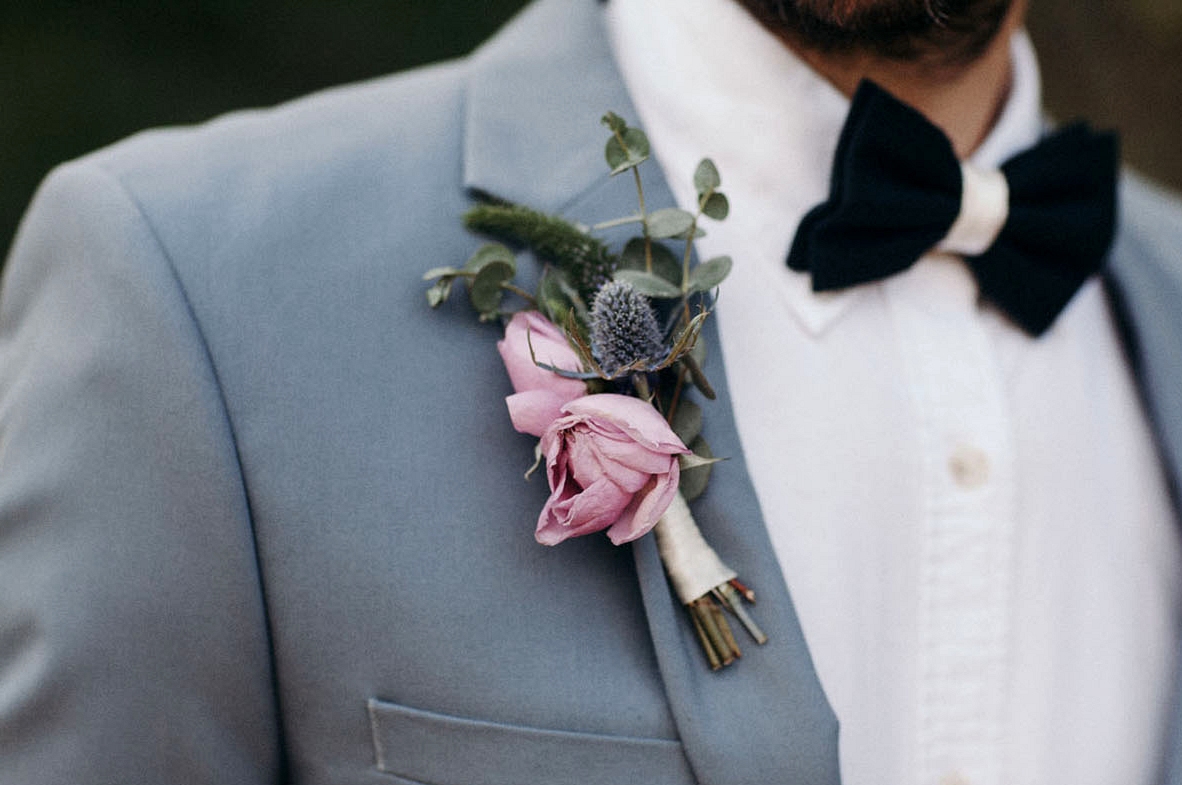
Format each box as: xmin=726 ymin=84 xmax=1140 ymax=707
xmin=23 ymin=56 xmax=480 ymax=329
xmin=1117 ymin=170 xmax=1182 ymax=271
xmin=74 ymin=58 xmax=470 ymax=247
xmin=90 ymin=57 xmax=470 ymax=192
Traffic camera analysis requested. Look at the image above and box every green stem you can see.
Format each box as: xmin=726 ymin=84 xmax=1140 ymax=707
xmin=665 ymin=363 xmax=687 ymax=427
xmin=592 ymin=214 xmax=644 ymax=231
xmin=501 ymin=282 xmax=537 ymax=308
xmin=632 ymin=372 xmax=652 ymax=402
xmin=633 ymin=166 xmax=653 ymax=274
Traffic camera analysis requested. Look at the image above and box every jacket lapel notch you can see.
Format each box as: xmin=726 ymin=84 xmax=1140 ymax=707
xmin=464 ymin=0 xmax=635 ymax=213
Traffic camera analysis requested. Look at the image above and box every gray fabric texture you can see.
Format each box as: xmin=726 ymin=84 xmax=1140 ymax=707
xmin=0 ymin=0 xmax=1180 ymax=783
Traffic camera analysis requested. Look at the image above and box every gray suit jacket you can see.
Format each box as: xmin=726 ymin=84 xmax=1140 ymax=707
xmin=1 ymin=0 xmax=1180 ymax=783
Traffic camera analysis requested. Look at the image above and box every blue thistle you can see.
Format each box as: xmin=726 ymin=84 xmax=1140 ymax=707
xmin=589 ymin=281 xmax=666 ymax=376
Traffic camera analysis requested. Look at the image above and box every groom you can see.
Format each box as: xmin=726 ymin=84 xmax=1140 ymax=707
xmin=1 ymin=0 xmax=1180 ymax=784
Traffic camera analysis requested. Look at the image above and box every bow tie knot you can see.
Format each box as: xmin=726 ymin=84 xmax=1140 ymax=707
xmin=786 ymin=80 xmax=1119 ymax=337
xmin=939 ymin=161 xmax=1009 ymax=257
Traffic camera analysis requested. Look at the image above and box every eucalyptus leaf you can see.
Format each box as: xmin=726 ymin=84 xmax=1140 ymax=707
xmin=463 ymin=243 xmax=516 ymax=275
xmin=469 ymin=260 xmax=515 ymax=316
xmin=687 ymin=256 xmax=733 ymax=293
xmin=601 ymin=111 xmax=627 ymax=134
xmin=679 ymin=436 xmax=715 ymax=502
xmin=620 ymin=237 xmax=682 ymax=285
xmin=614 ymin=269 xmax=683 ymax=299
xmin=693 ymin=158 xmax=721 ymax=194
xmin=702 ymin=192 xmax=729 ymax=221
xmin=605 ymin=139 xmax=650 ymax=174
xmin=604 ymin=123 xmax=651 ymax=174
xmin=672 ymin=226 xmax=706 ymax=241
xmin=670 ymin=399 xmax=703 ymax=445
xmin=425 ymin=279 xmax=454 ymax=308
xmin=646 ymin=208 xmax=695 ymax=239
xmin=623 ymin=127 xmax=651 ymax=158
xmin=605 ymin=136 xmax=629 ymax=171
xmin=422 ymin=266 xmax=459 ymax=281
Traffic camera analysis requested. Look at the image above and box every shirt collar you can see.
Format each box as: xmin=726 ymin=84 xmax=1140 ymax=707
xmin=606 ymin=0 xmax=1045 ymax=336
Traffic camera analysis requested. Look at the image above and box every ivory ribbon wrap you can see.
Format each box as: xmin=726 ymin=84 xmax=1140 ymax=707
xmin=653 ymin=491 xmax=737 ymax=604
xmin=937 ymin=161 xmax=1010 ymax=257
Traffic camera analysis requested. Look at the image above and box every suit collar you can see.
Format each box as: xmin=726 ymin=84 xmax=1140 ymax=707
xmin=464 ymin=3 xmax=841 ymax=784
xmin=1105 ymin=172 xmax=1182 ymax=506
xmin=1103 ymin=171 xmax=1182 ymax=785
xmin=464 ymin=0 xmax=634 ymax=212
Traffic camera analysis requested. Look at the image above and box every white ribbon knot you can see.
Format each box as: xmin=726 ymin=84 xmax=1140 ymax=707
xmin=937 ymin=161 xmax=1010 ymax=257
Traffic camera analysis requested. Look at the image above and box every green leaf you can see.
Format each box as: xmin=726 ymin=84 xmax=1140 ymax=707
xmin=601 ymin=111 xmax=627 ymax=134
xmin=687 ymin=256 xmax=732 ymax=293
xmin=623 ymin=127 xmax=651 ymax=158
xmin=614 ymin=269 xmax=683 ymax=299
xmin=693 ymin=158 xmax=721 ymax=194
xmin=605 ymin=128 xmax=651 ymax=174
xmin=469 ymin=260 xmax=515 ymax=316
xmin=670 ymin=399 xmax=703 ymax=445
xmin=605 ymin=136 xmax=629 ymax=171
xmin=537 ymin=267 xmax=571 ymax=326
xmin=679 ymin=436 xmax=715 ymax=502
xmin=422 ymin=266 xmax=459 ymax=281
xmin=619 ymin=237 xmax=682 ymax=285
xmin=463 ymin=243 xmax=516 ymax=275
xmin=701 ymin=192 xmax=729 ymax=221
xmin=646 ymin=208 xmax=695 ymax=239
xmin=425 ymin=279 xmax=454 ymax=308
xmin=689 ymin=334 xmax=706 ymax=366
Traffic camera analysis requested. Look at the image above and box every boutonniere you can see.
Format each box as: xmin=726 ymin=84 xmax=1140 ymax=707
xmin=425 ymin=113 xmax=765 ymax=670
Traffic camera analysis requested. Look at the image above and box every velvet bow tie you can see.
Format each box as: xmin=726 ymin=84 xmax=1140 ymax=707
xmin=786 ymin=80 xmax=1119 ymax=337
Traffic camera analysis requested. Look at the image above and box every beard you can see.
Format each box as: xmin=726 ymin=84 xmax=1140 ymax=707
xmin=733 ymin=0 xmax=1014 ymax=66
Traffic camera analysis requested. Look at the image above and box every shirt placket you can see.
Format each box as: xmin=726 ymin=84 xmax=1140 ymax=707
xmin=885 ymin=260 xmax=1017 ymax=785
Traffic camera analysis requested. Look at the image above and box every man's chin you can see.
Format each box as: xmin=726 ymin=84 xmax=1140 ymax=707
xmin=733 ymin=0 xmax=1014 ymax=65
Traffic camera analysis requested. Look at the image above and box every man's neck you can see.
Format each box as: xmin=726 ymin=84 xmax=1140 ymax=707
xmin=787 ymin=0 xmax=1027 ymax=158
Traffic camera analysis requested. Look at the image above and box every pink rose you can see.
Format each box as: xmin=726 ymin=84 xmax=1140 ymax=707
xmin=498 ymin=311 xmax=587 ymax=437
xmin=537 ymin=394 xmax=689 ymax=546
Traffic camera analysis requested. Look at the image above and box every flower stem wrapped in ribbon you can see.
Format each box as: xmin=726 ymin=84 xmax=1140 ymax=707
xmin=425 ymin=112 xmax=765 ymax=670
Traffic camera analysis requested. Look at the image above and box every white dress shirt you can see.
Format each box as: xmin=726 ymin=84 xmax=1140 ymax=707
xmin=606 ymin=1 xmax=1182 ymax=784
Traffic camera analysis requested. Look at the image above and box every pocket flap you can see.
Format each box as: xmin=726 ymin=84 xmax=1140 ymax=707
xmin=367 ymin=698 xmax=695 ymax=785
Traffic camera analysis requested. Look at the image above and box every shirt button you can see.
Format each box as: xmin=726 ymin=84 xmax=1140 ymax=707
xmin=948 ymin=444 xmax=990 ymax=488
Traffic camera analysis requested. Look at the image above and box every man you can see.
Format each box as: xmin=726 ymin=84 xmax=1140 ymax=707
xmin=0 ymin=1 xmax=1179 ymax=784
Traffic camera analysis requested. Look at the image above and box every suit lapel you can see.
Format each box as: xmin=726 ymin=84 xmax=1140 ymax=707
xmin=464 ymin=1 xmax=841 ymax=783
xmin=1103 ymin=173 xmax=1182 ymax=785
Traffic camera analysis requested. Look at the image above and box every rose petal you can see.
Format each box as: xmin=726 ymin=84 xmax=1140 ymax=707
xmin=536 ymin=477 xmax=630 ymax=545
xmin=566 ymin=431 xmax=653 ymax=492
xmin=534 ymin=393 xmax=690 ymax=547
xmin=506 ymin=389 xmax=574 ymax=437
xmin=498 ymin=312 xmax=586 ymax=398
xmin=606 ymin=462 xmax=681 ymax=545
xmin=588 ymin=433 xmax=679 ymax=477
xmin=561 ymin=394 xmax=688 ymax=455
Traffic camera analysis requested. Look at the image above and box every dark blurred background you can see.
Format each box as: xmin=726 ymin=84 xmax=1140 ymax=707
xmin=2 ymin=0 xmax=1180 ymax=261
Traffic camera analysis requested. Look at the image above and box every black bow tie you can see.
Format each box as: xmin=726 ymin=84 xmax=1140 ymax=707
xmin=786 ymin=80 xmax=1119 ymax=336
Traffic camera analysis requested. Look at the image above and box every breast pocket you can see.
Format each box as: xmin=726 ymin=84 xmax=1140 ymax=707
xmin=367 ymin=698 xmax=695 ymax=785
